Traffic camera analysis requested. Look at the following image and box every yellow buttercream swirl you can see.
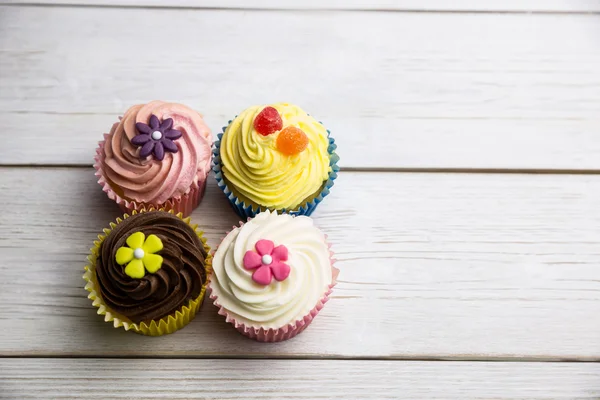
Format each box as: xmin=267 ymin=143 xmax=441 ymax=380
xmin=220 ymin=103 xmax=331 ymax=210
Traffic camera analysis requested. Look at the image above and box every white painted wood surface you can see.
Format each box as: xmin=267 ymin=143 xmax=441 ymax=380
xmin=1 ymin=168 xmax=600 ymax=359
xmin=2 ymin=359 xmax=599 ymax=399
xmin=1 ymin=1 xmax=600 ymax=398
xmin=3 ymin=0 xmax=600 ymax=12
xmin=2 ymin=6 xmax=600 ymax=169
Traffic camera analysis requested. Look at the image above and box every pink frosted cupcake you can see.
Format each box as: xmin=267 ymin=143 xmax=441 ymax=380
xmin=95 ymin=101 xmax=212 ymax=217
xmin=209 ymin=210 xmax=338 ymax=342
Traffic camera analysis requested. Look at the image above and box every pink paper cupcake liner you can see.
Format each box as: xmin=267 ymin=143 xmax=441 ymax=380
xmin=209 ymin=222 xmax=339 ymax=342
xmin=94 ymin=135 xmax=207 ymax=217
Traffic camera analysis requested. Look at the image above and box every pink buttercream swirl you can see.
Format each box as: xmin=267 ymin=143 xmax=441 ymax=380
xmin=102 ymin=101 xmax=212 ymax=205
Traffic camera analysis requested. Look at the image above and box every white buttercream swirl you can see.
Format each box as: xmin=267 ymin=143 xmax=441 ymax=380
xmin=211 ymin=211 xmax=332 ymax=329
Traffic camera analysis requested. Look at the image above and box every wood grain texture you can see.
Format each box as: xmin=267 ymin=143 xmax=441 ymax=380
xmin=2 ymin=359 xmax=599 ymax=399
xmin=2 ymin=2 xmax=599 ymax=396
xmin=1 ymin=168 xmax=599 ymax=359
xmin=2 ymin=0 xmax=600 ymax=12
xmin=2 ymin=6 xmax=600 ymax=169
xmin=5 ymin=114 xmax=600 ymax=171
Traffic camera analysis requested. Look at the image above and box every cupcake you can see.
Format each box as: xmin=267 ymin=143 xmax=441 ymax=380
xmin=213 ymin=103 xmax=339 ymax=219
xmin=209 ymin=210 xmax=338 ymax=342
xmin=83 ymin=209 xmax=211 ymax=336
xmin=95 ymin=101 xmax=212 ymax=217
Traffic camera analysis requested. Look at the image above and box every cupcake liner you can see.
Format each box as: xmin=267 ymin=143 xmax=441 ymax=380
xmin=82 ymin=207 xmax=212 ymax=336
xmin=212 ymin=122 xmax=339 ymax=219
xmin=94 ymin=135 xmax=207 ymax=218
xmin=209 ymin=221 xmax=338 ymax=342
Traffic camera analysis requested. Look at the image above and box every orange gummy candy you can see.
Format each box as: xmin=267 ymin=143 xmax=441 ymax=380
xmin=276 ymin=126 xmax=309 ymax=155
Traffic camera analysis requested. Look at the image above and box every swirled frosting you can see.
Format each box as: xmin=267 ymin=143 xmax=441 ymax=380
xmin=211 ymin=211 xmax=332 ymax=329
xmin=96 ymin=211 xmax=208 ymax=323
xmin=220 ymin=103 xmax=330 ymax=210
xmin=103 ymin=101 xmax=212 ymax=204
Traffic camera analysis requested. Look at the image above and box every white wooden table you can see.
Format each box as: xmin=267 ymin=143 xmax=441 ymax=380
xmin=1 ymin=1 xmax=600 ymax=398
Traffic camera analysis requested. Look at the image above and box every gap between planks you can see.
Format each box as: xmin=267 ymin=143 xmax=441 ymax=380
xmin=1 ymin=354 xmax=599 ymax=363
xmin=4 ymin=165 xmax=600 ymax=176
xmin=2 ymin=1 xmax=600 ymax=14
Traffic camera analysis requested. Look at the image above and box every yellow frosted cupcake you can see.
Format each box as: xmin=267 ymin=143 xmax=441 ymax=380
xmin=213 ymin=103 xmax=339 ymax=218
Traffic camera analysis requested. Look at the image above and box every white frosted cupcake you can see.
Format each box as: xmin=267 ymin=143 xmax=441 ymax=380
xmin=209 ymin=210 xmax=338 ymax=342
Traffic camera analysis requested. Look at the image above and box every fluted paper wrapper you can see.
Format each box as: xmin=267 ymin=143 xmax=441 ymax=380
xmin=83 ymin=208 xmax=212 ymax=336
xmin=94 ymin=136 xmax=207 ymax=218
xmin=209 ymin=221 xmax=338 ymax=342
xmin=213 ymin=122 xmax=339 ymax=219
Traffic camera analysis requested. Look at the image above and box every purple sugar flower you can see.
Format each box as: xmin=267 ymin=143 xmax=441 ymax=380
xmin=131 ymin=114 xmax=182 ymax=161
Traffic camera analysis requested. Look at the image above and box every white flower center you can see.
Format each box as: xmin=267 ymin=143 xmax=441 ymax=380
xmin=151 ymin=131 xmax=162 ymax=140
xmin=261 ymin=254 xmax=273 ymax=265
xmin=133 ymin=248 xmax=145 ymax=259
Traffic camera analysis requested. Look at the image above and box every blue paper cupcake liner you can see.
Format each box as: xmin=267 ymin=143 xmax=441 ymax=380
xmin=212 ymin=121 xmax=339 ymax=220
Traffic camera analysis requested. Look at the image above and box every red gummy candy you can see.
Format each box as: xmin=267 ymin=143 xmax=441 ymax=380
xmin=254 ymin=106 xmax=283 ymax=136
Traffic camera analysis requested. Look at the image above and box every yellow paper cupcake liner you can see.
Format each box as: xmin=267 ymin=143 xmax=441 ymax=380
xmin=83 ymin=207 xmax=212 ymax=336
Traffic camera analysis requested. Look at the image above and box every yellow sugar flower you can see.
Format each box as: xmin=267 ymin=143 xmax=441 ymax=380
xmin=115 ymin=232 xmax=164 ymax=279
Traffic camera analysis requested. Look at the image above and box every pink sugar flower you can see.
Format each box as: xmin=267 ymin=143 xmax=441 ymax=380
xmin=243 ymin=239 xmax=290 ymax=285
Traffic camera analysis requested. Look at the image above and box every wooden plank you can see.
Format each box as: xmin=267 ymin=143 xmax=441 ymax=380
xmin=2 ymin=0 xmax=600 ymax=12
xmin=1 ymin=359 xmax=599 ymax=399
xmin=5 ymin=114 xmax=600 ymax=171
xmin=1 ymin=168 xmax=600 ymax=359
xmin=2 ymin=6 xmax=600 ymax=169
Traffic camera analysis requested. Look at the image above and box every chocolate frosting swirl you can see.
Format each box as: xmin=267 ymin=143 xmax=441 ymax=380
xmin=96 ymin=211 xmax=208 ymax=324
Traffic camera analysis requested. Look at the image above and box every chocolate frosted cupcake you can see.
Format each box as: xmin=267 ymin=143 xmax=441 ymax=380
xmin=83 ymin=209 xmax=211 ymax=336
